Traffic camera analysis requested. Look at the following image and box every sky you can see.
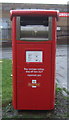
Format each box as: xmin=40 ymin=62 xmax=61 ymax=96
xmin=0 ymin=0 xmax=68 ymax=4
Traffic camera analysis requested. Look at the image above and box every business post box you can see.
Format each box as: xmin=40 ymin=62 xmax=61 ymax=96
xmin=10 ymin=9 xmax=59 ymax=110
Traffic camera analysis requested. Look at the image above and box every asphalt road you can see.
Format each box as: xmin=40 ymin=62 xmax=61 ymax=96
xmin=1 ymin=45 xmax=68 ymax=95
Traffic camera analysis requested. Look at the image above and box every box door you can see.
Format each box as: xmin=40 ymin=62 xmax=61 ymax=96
xmin=16 ymin=43 xmax=52 ymax=110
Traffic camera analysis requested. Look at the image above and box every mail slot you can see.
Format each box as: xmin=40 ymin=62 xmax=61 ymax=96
xmin=16 ymin=15 xmax=52 ymax=40
xmin=10 ymin=9 xmax=59 ymax=110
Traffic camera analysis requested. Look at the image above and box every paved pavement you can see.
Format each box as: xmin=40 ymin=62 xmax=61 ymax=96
xmin=0 ymin=45 xmax=68 ymax=95
xmin=56 ymin=45 xmax=68 ymax=95
xmin=2 ymin=47 xmax=12 ymax=59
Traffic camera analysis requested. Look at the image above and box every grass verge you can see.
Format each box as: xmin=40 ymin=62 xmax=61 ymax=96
xmin=2 ymin=59 xmax=12 ymax=106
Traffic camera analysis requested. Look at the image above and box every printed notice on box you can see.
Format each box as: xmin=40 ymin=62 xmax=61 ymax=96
xmin=26 ymin=51 xmax=42 ymax=62
xmin=24 ymin=68 xmax=44 ymax=77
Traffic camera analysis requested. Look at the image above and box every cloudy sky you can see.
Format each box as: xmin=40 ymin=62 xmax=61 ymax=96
xmin=0 ymin=0 xmax=68 ymax=4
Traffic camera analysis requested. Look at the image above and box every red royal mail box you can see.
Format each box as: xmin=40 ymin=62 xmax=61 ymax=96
xmin=10 ymin=9 xmax=59 ymax=110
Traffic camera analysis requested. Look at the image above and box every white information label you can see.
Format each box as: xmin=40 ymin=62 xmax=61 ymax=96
xmin=26 ymin=51 xmax=42 ymax=62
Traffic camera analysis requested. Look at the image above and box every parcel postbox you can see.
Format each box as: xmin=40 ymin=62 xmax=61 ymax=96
xmin=10 ymin=9 xmax=59 ymax=110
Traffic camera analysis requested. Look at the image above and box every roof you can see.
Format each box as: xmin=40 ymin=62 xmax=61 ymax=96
xmin=10 ymin=9 xmax=59 ymax=20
